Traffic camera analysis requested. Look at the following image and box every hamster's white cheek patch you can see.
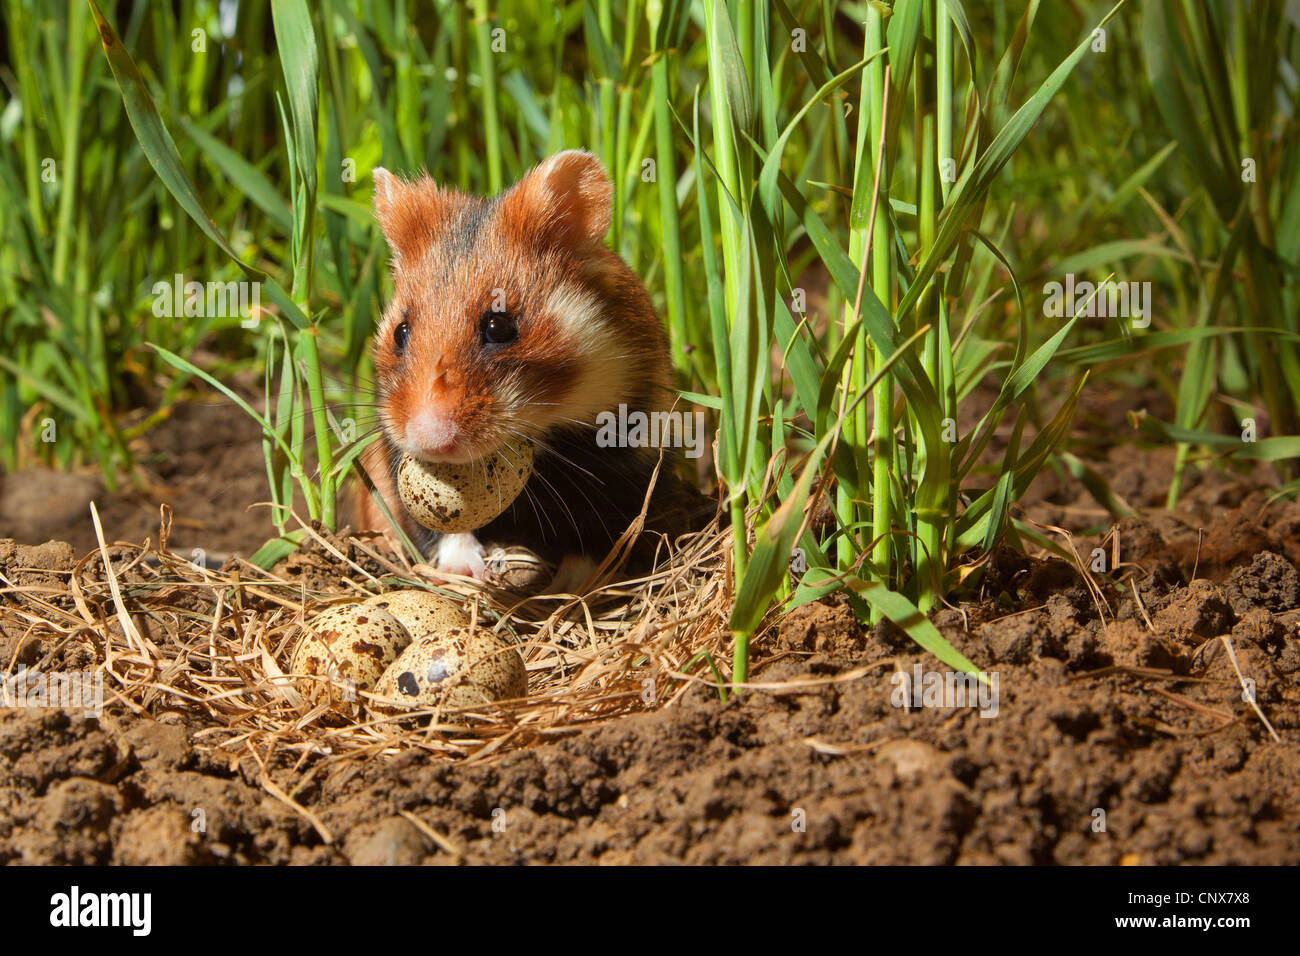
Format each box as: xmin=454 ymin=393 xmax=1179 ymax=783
xmin=541 ymin=283 xmax=627 ymax=426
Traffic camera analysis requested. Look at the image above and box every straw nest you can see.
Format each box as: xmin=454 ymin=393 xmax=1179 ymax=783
xmin=0 ymin=503 xmax=735 ymax=781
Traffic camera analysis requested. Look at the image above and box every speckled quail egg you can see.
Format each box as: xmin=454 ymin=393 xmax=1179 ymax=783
xmin=397 ymin=437 xmax=534 ymax=534
xmin=362 ymin=589 xmax=470 ymax=639
xmin=482 ymin=546 xmax=553 ymax=592
xmin=290 ymin=604 xmax=412 ymax=718
xmin=372 ymin=626 xmax=527 ymax=720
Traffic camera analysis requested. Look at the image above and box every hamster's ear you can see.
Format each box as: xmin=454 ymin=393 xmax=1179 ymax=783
xmin=372 ymin=166 xmax=408 ymax=253
xmin=372 ymin=167 xmax=446 ymax=257
xmin=499 ymin=150 xmax=612 ymax=250
xmin=371 ymin=167 xmax=399 ymax=230
xmin=372 ymin=166 xmax=395 ymax=206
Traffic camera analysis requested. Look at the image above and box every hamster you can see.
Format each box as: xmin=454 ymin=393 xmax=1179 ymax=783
xmin=354 ymin=150 xmax=705 ymax=585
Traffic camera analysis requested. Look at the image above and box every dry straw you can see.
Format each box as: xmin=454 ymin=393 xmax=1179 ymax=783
xmin=0 ymin=505 xmax=737 ymax=785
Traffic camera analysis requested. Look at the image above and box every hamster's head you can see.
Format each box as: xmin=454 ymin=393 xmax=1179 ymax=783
xmin=371 ymin=150 xmax=665 ymax=466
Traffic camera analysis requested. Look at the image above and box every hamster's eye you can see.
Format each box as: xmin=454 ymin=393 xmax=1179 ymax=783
xmin=480 ymin=311 xmax=519 ymax=347
xmin=393 ymin=318 xmax=410 ymax=355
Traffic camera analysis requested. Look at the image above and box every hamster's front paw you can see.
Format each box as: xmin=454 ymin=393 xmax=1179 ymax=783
xmin=434 ymin=532 xmax=488 ymax=579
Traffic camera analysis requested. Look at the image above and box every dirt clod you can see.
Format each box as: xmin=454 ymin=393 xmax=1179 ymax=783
xmin=1225 ymin=551 xmax=1300 ymax=616
xmin=1152 ymin=580 xmax=1236 ymax=645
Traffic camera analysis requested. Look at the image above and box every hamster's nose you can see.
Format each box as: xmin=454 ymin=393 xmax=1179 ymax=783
xmin=405 ymin=406 xmax=462 ymax=459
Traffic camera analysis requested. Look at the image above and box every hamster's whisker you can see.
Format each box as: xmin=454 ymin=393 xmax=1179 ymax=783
xmin=527 ymin=466 xmax=598 ymax=543
xmin=483 ymin=441 xmax=566 ymax=539
xmin=504 ymin=421 xmax=676 ymax=500
xmin=518 ymin=473 xmax=566 ymax=539
xmin=531 ymin=463 xmax=618 ymax=542
xmin=498 ymin=427 xmax=614 ymax=543
xmin=495 ymin=435 xmax=582 ymax=538
xmin=507 ymin=430 xmax=601 ymax=485
xmin=516 ymin=480 xmax=559 ymax=539
xmin=513 ymin=404 xmax=601 ymax=431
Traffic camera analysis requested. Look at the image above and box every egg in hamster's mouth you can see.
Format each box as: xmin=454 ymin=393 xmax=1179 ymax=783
xmin=396 ymin=436 xmax=536 ymax=534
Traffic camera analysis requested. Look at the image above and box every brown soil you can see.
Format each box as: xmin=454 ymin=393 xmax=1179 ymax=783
xmin=1 ymin=395 xmax=1298 ymax=864
xmin=0 ymin=400 xmax=272 ymax=560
